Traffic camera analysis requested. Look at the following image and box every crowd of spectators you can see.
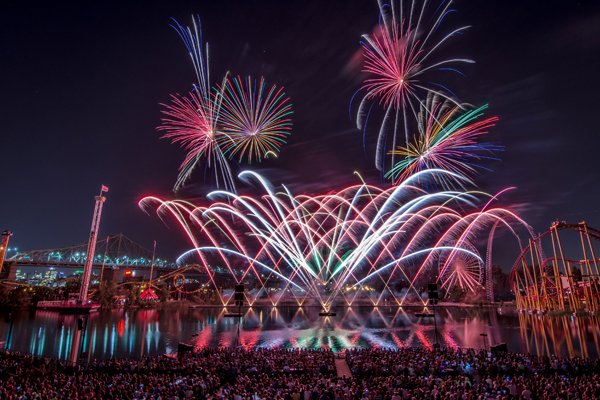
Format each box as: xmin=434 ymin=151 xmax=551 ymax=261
xmin=345 ymin=347 xmax=600 ymax=399
xmin=0 ymin=348 xmax=334 ymax=400
xmin=0 ymin=346 xmax=599 ymax=399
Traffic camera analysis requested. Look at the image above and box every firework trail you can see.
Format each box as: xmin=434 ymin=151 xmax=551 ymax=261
xmin=217 ymin=76 xmax=293 ymax=163
xmin=169 ymin=16 xmax=209 ymax=99
xmin=385 ymin=93 xmax=503 ymax=187
xmin=162 ymin=16 xmax=236 ymax=192
xmin=354 ymin=0 xmax=473 ymax=174
xmin=140 ymin=169 xmax=531 ymax=308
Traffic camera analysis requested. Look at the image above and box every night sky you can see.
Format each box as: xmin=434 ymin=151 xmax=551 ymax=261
xmin=3 ymin=0 xmax=600 ymax=269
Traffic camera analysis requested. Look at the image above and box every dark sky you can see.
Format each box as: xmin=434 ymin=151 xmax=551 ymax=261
xmin=3 ymin=0 xmax=600 ymax=270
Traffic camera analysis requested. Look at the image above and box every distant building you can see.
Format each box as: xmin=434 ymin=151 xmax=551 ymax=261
xmin=44 ymin=267 xmax=57 ymax=281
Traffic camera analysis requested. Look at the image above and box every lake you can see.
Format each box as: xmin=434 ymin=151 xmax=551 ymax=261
xmin=1 ymin=306 xmax=599 ymax=362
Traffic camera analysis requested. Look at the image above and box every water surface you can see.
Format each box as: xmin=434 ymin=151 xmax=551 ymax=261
xmin=1 ymin=306 xmax=599 ymax=361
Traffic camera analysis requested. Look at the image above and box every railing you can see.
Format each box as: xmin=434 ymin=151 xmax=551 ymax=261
xmin=37 ymin=300 xmax=79 ymax=308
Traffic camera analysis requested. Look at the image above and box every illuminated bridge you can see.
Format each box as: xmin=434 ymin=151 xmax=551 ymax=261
xmin=10 ymin=233 xmax=176 ymax=269
xmin=1 ymin=234 xmax=240 ymax=284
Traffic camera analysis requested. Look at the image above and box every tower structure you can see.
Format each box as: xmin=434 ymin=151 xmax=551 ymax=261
xmin=79 ymin=186 xmax=108 ymax=302
xmin=485 ymin=221 xmax=499 ymax=302
xmin=0 ymin=230 xmax=13 ymax=274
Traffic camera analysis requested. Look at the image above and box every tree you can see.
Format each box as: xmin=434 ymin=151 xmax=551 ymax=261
xmin=491 ymin=265 xmax=514 ymax=301
xmin=187 ymin=293 xmax=202 ymax=304
xmin=98 ymin=281 xmax=117 ymax=308
xmin=210 ymin=290 xmax=219 ymax=304
xmin=31 ymin=286 xmax=55 ymax=300
xmin=446 ymin=285 xmax=465 ymax=302
xmin=127 ymin=285 xmax=141 ymax=307
xmin=0 ymin=289 xmax=10 ymax=305
xmin=158 ymin=281 xmax=170 ymax=303
xmin=13 ymin=288 xmax=31 ymax=308
xmin=64 ymin=278 xmax=80 ymax=298
xmin=464 ymin=285 xmax=486 ymax=304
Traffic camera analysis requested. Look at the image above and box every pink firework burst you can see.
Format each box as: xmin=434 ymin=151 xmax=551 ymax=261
xmin=158 ymin=90 xmax=232 ymax=190
xmin=362 ymin=23 xmax=420 ymax=110
xmin=355 ymin=0 xmax=474 ymax=173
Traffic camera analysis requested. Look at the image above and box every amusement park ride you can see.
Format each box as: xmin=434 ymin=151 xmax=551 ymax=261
xmin=0 ymin=231 xmax=13 ymax=276
xmin=36 ymin=186 xmax=109 ymax=313
xmin=510 ymin=222 xmax=600 ymax=313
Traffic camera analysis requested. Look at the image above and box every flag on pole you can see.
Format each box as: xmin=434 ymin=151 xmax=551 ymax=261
xmin=101 ymin=185 xmax=109 ymax=192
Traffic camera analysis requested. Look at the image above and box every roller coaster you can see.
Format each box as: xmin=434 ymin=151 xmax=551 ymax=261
xmin=510 ymin=222 xmax=600 ymax=312
xmin=138 ymin=264 xmax=222 ymax=294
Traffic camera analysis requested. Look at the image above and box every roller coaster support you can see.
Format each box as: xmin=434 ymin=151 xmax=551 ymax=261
xmin=0 ymin=231 xmax=13 ymax=275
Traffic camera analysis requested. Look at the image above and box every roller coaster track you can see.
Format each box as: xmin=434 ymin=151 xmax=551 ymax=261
xmin=510 ymin=222 xmax=600 ymax=312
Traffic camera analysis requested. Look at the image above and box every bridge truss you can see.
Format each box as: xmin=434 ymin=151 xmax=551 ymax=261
xmin=510 ymin=222 xmax=600 ymax=312
xmin=10 ymin=233 xmax=176 ymax=268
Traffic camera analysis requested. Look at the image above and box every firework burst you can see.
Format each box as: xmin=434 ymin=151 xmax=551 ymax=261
xmin=158 ymin=89 xmax=234 ymax=191
xmin=355 ymin=0 xmax=474 ymax=172
xmin=162 ymin=17 xmax=236 ymax=192
xmin=217 ymin=76 xmax=293 ymax=163
xmin=385 ymin=94 xmax=502 ymax=186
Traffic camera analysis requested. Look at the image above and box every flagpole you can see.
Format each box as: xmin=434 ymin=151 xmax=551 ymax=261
xmin=99 ymin=236 xmax=109 ymax=282
xmin=149 ymin=241 xmax=156 ymax=292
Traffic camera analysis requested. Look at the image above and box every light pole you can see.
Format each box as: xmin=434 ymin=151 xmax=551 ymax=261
xmin=234 ymin=284 xmax=244 ymax=347
xmin=428 ymin=283 xmax=440 ymax=348
xmin=148 ymin=241 xmax=156 ymax=293
xmin=99 ymin=236 xmax=109 ymax=282
xmin=480 ymin=333 xmax=488 ymax=352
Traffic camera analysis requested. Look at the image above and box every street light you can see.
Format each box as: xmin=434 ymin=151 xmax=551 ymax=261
xmin=428 ymin=283 xmax=440 ymax=348
xmin=480 ymin=333 xmax=488 ymax=352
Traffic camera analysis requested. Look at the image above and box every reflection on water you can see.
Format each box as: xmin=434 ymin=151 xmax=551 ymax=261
xmin=0 ymin=306 xmax=599 ymax=361
xmin=517 ymin=312 xmax=600 ymax=359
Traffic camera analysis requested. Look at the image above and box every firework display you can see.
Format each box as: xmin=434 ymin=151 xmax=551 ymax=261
xmin=144 ymin=1 xmax=533 ymax=308
xmin=385 ymin=94 xmax=502 ymax=187
xmin=217 ymin=76 xmax=293 ymax=163
xmin=160 ymin=18 xmax=292 ymax=191
xmin=355 ymin=0 xmax=473 ymax=173
xmin=140 ymin=169 xmax=530 ymax=309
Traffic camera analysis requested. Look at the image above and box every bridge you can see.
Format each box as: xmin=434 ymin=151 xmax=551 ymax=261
xmin=1 ymin=233 xmax=240 ymax=283
xmin=10 ymin=233 xmax=176 ymax=269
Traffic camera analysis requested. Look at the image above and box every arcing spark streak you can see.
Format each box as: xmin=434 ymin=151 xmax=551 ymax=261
xmin=140 ymin=169 xmax=529 ymax=308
